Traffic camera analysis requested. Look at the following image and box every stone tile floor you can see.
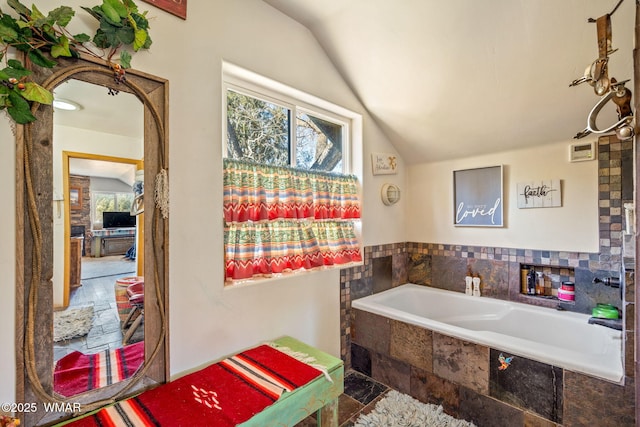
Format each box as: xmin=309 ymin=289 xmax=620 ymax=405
xmin=296 ymin=370 xmax=392 ymax=426
xmin=53 ymin=255 xmax=141 ymax=362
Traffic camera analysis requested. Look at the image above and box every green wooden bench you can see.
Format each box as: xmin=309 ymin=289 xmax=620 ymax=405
xmin=240 ymin=336 xmax=344 ymax=427
xmin=53 ymin=336 xmax=344 ymax=427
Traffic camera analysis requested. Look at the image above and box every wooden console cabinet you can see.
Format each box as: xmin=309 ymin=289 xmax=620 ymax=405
xmin=102 ymin=236 xmax=135 ymax=256
xmin=69 ymin=236 xmax=83 ymax=288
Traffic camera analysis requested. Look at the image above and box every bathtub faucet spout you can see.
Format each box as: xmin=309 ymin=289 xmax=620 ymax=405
xmin=593 ymin=277 xmax=620 ymax=288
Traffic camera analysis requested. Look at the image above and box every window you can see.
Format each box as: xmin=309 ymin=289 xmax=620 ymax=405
xmin=222 ymin=65 xmax=362 ymax=284
xmin=225 ymin=87 xmax=348 ymax=174
xmin=92 ymin=191 xmax=134 ymax=225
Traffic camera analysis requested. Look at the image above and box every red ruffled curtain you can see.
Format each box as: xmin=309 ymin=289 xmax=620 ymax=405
xmin=223 ymin=159 xmax=362 ymax=281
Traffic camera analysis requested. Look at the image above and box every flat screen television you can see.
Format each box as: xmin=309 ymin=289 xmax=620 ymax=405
xmin=103 ymin=211 xmax=136 ymax=228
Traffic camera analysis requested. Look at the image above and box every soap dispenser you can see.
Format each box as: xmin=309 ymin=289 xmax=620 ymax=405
xmin=465 ymin=268 xmax=473 ymax=295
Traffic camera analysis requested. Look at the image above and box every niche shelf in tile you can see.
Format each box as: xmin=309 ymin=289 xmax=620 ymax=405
xmin=519 ymin=263 xmax=575 ymax=301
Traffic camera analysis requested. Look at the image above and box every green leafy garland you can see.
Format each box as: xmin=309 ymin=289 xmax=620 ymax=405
xmin=0 ymin=0 xmax=152 ymax=124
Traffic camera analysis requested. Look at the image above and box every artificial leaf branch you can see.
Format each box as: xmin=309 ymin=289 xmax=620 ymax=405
xmin=0 ymin=0 xmax=152 ymax=123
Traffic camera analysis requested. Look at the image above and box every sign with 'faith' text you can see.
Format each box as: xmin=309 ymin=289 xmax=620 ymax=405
xmin=516 ymin=179 xmax=562 ymax=209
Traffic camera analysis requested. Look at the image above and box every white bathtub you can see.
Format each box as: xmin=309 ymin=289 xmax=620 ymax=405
xmin=351 ymin=284 xmax=624 ymax=382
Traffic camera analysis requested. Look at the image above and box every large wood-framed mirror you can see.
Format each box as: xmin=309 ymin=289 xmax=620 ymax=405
xmin=15 ymin=54 xmax=169 ymax=426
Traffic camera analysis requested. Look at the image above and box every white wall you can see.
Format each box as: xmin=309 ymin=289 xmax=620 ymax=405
xmin=0 ymin=0 xmax=405 ymax=398
xmin=406 ymin=139 xmax=599 ymax=252
xmin=0 ymin=120 xmax=16 ymax=405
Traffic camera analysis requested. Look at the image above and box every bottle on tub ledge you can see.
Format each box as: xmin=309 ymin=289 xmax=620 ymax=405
xmin=465 ymin=268 xmax=473 ymax=295
xmin=527 ymin=267 xmax=537 ymax=295
xmin=536 ymin=271 xmax=545 ymax=295
xmin=472 ymin=275 xmax=481 ymax=297
xmin=520 ymin=265 xmax=530 ymax=294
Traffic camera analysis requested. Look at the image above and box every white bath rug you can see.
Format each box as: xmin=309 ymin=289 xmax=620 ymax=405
xmin=354 ymin=390 xmax=476 ymax=427
xmin=53 ymin=306 xmax=94 ymax=342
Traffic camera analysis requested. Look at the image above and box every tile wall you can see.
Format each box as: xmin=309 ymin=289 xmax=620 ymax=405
xmin=339 ymin=135 xmax=636 ymax=425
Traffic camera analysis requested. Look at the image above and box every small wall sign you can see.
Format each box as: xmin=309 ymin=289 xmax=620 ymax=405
xmin=516 ymin=179 xmax=561 ymax=208
xmin=371 ymin=152 xmax=398 ymax=175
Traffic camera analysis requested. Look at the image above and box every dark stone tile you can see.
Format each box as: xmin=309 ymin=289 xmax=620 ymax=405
xmin=524 ymin=412 xmax=559 ymax=427
xmin=468 ymin=258 xmax=509 ymax=299
xmin=392 ymin=252 xmax=408 ymax=286
xmin=350 ymin=277 xmax=373 ymax=301
xmin=350 ymin=343 xmax=371 ymax=377
xmin=431 ymin=255 xmax=467 ymax=292
xmin=624 ymin=270 xmax=634 ymax=303
xmin=563 ymin=372 xmax=635 ymax=426
xmin=574 ymin=268 xmax=622 ymax=315
xmin=489 ymin=348 xmax=563 ymax=423
xmin=351 ymin=309 xmax=390 ymax=355
xmin=408 ymin=252 xmax=430 ymax=285
xmin=625 ymin=330 xmax=634 ymax=378
xmin=343 ymin=370 xmax=388 ymax=405
xmin=345 ymin=390 xmax=390 ymax=425
xmin=432 ymin=333 xmax=489 ymax=394
xmin=458 ymin=386 xmax=524 ymax=427
xmin=337 ymin=394 xmax=364 ymax=425
xmin=390 ymin=320 xmax=432 ymax=371
xmin=371 ymin=351 xmax=411 ymax=394
xmin=621 ymin=146 xmax=633 ymax=200
xmin=372 ymin=256 xmax=393 ymax=294
xmin=410 ymin=366 xmax=460 ymax=416
xmin=508 ymin=261 xmax=523 ymax=299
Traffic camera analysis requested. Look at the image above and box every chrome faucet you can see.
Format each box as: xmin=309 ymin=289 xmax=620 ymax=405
xmin=592 ymin=277 xmax=620 ymax=288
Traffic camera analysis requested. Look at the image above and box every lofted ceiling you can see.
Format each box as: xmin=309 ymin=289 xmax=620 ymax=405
xmin=263 ymin=0 xmax=635 ymax=164
xmin=54 ymin=78 xmax=143 ymax=182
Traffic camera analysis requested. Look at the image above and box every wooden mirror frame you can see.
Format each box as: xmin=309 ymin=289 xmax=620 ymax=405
xmin=15 ymin=54 xmax=169 ymax=426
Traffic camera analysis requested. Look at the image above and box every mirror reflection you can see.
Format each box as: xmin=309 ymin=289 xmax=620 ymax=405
xmin=51 ymin=79 xmax=145 ymax=397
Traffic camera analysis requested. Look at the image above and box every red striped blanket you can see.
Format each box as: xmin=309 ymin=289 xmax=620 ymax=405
xmin=65 ymin=344 xmax=322 ymax=426
xmin=54 ymin=341 xmax=145 ymax=397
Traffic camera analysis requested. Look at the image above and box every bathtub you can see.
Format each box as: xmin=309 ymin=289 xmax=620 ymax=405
xmin=351 ymin=284 xmax=623 ymax=382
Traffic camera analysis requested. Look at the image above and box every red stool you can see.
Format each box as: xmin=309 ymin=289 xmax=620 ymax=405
xmin=122 ymin=281 xmax=144 ymax=344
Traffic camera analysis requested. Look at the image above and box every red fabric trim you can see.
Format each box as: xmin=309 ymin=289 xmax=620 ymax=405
xmin=64 ymin=345 xmax=322 ymax=427
xmin=54 ymin=341 xmax=144 ymax=397
xmin=226 ymin=249 xmax=362 ymax=280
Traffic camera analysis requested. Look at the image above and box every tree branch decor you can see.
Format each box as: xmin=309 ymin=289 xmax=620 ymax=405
xmin=0 ymin=0 xmax=152 ymax=123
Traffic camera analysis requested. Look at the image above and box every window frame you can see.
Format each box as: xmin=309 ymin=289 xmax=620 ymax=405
xmin=223 ymin=77 xmax=352 ymax=174
xmin=91 ymin=190 xmax=135 ymax=227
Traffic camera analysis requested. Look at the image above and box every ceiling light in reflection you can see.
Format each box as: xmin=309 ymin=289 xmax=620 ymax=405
xmin=53 ymin=98 xmax=82 ymax=111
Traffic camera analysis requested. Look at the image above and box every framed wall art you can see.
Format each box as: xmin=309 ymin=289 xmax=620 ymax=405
xmin=141 ymin=0 xmax=187 ymax=20
xmin=69 ymin=186 xmax=82 ymax=210
xmin=453 ymin=165 xmax=503 ymax=227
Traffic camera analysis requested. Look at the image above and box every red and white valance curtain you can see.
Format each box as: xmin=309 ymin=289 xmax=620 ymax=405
xmin=223 ymin=159 xmax=362 ymax=281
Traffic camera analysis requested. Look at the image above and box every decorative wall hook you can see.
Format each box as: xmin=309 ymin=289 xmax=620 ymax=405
xmin=570 ymin=4 xmax=634 ymax=140
xmin=574 ymin=79 xmax=634 ymax=140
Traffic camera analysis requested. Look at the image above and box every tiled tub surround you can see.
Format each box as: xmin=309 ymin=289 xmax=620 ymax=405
xmin=351 ymin=284 xmax=623 ymax=383
xmin=350 ymin=305 xmax=634 ymax=426
xmin=338 ymin=135 xmax=635 ymax=425
xmin=341 ymin=245 xmax=635 ymax=426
